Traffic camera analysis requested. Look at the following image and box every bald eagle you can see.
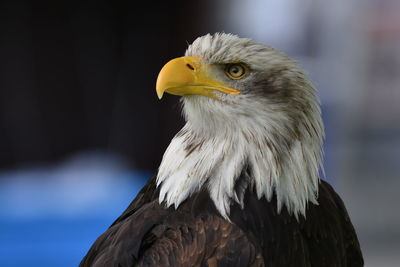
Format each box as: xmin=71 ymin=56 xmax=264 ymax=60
xmin=80 ymin=33 xmax=363 ymax=267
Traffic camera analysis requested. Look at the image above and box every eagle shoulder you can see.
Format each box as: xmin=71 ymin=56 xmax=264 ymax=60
xmin=136 ymin=214 xmax=264 ymax=267
xmin=80 ymin=176 xmax=264 ymax=267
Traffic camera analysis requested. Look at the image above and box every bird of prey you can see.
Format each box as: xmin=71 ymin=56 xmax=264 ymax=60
xmin=80 ymin=33 xmax=363 ymax=267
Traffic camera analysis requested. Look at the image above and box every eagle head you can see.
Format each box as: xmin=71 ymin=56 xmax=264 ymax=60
xmin=155 ymin=33 xmax=324 ymax=219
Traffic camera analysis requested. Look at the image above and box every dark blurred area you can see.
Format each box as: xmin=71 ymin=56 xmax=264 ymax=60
xmin=1 ymin=0 xmax=399 ymax=266
xmin=0 ymin=0 xmax=208 ymax=170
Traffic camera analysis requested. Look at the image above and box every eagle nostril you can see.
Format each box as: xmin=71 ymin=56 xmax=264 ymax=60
xmin=186 ymin=63 xmax=195 ymax=71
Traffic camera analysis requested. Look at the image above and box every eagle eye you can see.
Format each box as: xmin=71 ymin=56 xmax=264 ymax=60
xmin=225 ymin=63 xmax=247 ymax=79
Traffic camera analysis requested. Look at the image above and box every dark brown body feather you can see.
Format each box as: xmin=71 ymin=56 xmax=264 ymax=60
xmin=80 ymin=176 xmax=363 ymax=267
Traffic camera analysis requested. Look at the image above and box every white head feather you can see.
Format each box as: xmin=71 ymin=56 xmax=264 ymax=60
xmin=157 ymin=33 xmax=324 ymax=219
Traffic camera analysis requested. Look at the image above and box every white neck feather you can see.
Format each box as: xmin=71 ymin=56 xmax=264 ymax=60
xmin=157 ymin=96 xmax=323 ymax=219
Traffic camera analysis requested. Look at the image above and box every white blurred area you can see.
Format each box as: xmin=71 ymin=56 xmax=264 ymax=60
xmin=212 ymin=0 xmax=400 ymax=266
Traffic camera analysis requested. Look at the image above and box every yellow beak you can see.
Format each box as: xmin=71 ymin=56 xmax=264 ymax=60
xmin=156 ymin=56 xmax=240 ymax=99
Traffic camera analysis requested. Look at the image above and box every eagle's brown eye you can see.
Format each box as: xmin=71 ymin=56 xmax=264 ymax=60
xmin=225 ymin=63 xmax=246 ymax=79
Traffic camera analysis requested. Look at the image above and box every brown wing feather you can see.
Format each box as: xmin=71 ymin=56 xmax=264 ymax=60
xmin=80 ymin=179 xmax=265 ymax=267
xmin=137 ymin=214 xmax=264 ymax=267
xmin=81 ymin=176 xmax=363 ymax=267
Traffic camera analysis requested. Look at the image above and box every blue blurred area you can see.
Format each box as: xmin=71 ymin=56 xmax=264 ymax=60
xmin=0 ymin=153 xmax=149 ymax=267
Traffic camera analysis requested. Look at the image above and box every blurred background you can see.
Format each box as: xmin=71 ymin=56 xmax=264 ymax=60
xmin=0 ymin=0 xmax=399 ymax=266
